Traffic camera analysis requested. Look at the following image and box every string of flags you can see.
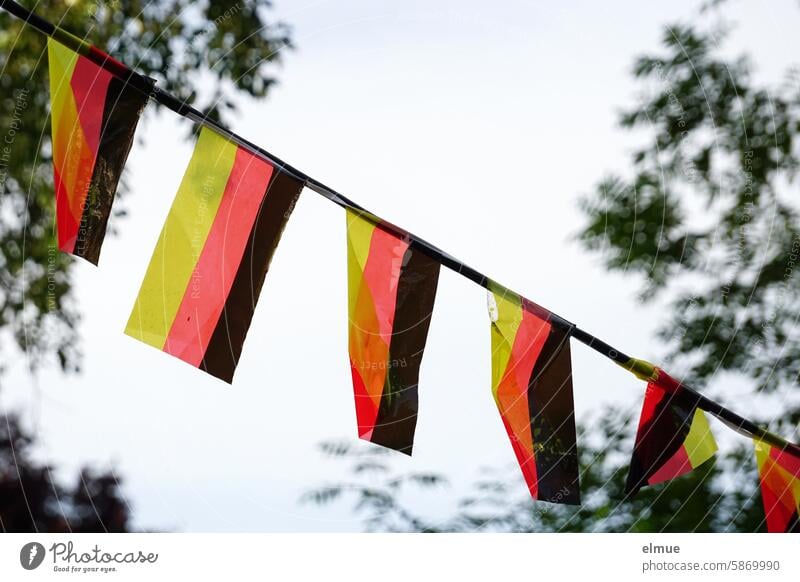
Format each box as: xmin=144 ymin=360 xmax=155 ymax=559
xmin=2 ymin=0 xmax=799 ymax=531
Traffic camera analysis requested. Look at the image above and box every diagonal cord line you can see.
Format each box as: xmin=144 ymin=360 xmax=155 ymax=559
xmin=1 ymin=0 xmax=799 ymax=460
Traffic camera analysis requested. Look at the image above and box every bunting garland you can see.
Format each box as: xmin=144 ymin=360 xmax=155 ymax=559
xmin=125 ymin=127 xmax=303 ymax=383
xmin=625 ymin=366 xmax=717 ymax=495
xmin=47 ymin=37 xmax=151 ymax=264
xmin=346 ymin=210 xmax=440 ymax=454
xmin=6 ymin=0 xmax=800 ymax=528
xmin=754 ymin=439 xmax=800 ymax=532
xmin=488 ymin=291 xmax=580 ymax=504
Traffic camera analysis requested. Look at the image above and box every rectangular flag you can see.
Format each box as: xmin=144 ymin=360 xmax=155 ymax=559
xmin=754 ymin=438 xmax=800 ymax=532
xmin=126 ymin=126 xmax=303 ymax=383
xmin=48 ymin=37 xmax=151 ymax=264
xmin=346 ymin=210 xmax=440 ymax=455
xmin=625 ymin=368 xmax=717 ymax=495
xmin=488 ymin=290 xmax=580 ymax=504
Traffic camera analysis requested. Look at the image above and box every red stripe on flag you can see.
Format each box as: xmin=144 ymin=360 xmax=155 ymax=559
xmin=54 ymin=166 xmax=78 ymax=253
xmin=770 ymin=447 xmax=800 ymax=476
xmin=352 ymin=227 xmax=409 ymax=435
xmin=361 ymin=226 xmax=409 ymax=342
xmin=647 ymin=444 xmax=691 ymax=485
xmin=350 ymin=360 xmax=377 ymax=439
xmin=70 ymin=55 xmax=113 ymax=157
xmin=500 ymin=413 xmax=538 ymax=499
xmin=87 ymin=46 xmax=133 ymax=79
xmin=164 ymin=148 xmax=274 ymax=365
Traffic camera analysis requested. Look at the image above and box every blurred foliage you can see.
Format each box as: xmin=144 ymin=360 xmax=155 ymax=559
xmin=0 ymin=0 xmax=292 ymax=531
xmin=305 ymin=411 xmax=767 ymax=532
xmin=579 ymin=22 xmax=800 ymax=402
xmin=1 ymin=412 xmax=131 ymax=531
xmin=307 ymin=7 xmax=799 ymax=532
xmin=302 ymin=441 xmax=450 ymax=532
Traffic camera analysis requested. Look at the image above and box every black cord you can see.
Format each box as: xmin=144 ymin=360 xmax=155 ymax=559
xmin=2 ymin=0 xmax=798 ymax=457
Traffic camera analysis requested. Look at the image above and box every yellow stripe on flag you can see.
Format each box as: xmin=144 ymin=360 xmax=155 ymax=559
xmin=684 ymin=408 xmax=717 ymax=468
xmin=48 ymin=39 xmax=79 ymax=124
xmin=126 ymin=127 xmax=238 ymax=349
xmin=346 ymin=210 xmax=375 ymax=269
xmin=345 ymin=210 xmax=376 ymax=315
xmin=490 ymin=291 xmax=523 ymax=399
xmin=48 ymin=39 xmax=82 ymax=206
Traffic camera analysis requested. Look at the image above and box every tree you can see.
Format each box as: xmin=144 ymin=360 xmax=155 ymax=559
xmin=0 ymin=413 xmax=131 ymax=532
xmin=305 ymin=6 xmax=799 ymax=532
xmin=0 ymin=0 xmax=292 ymax=531
xmin=579 ymin=22 xmax=800 ymax=424
xmin=305 ymin=420 xmax=765 ymax=533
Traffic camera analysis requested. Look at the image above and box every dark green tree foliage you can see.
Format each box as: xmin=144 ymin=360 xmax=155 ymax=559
xmin=579 ymin=24 xmax=800 ymax=404
xmin=0 ymin=413 xmax=131 ymax=532
xmin=306 ymin=414 xmax=767 ymax=533
xmin=0 ymin=0 xmax=292 ymax=531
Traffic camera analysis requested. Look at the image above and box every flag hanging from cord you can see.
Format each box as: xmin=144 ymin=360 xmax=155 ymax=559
xmin=754 ymin=438 xmax=800 ymax=532
xmin=346 ymin=210 xmax=440 ymax=455
xmin=48 ymin=37 xmax=151 ymax=264
xmin=10 ymin=0 xmax=800 ymax=519
xmin=488 ymin=290 xmax=580 ymax=504
xmin=125 ymin=126 xmax=303 ymax=382
xmin=625 ymin=368 xmax=717 ymax=495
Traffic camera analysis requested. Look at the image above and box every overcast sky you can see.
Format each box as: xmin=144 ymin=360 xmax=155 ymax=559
xmin=4 ymin=0 xmax=799 ymax=531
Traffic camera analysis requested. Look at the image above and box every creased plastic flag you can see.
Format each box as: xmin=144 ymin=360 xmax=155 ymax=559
xmin=48 ymin=37 xmax=152 ymax=264
xmin=625 ymin=368 xmax=717 ymax=495
xmin=346 ymin=210 xmax=440 ymax=455
xmin=754 ymin=438 xmax=800 ymax=532
xmin=126 ymin=126 xmax=303 ymax=383
xmin=488 ymin=290 xmax=580 ymax=504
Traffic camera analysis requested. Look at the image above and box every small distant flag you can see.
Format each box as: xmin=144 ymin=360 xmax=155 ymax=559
xmin=346 ymin=210 xmax=440 ymax=455
xmin=126 ymin=127 xmax=303 ymax=382
xmin=625 ymin=367 xmax=717 ymax=495
xmin=488 ymin=290 xmax=580 ymax=504
xmin=48 ymin=37 xmax=151 ymax=264
xmin=754 ymin=438 xmax=800 ymax=532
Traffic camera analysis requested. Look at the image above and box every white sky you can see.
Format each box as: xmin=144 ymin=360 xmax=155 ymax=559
xmin=3 ymin=0 xmax=799 ymax=531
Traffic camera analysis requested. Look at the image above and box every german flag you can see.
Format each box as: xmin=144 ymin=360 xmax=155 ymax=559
xmin=754 ymin=438 xmax=800 ymax=532
xmin=346 ymin=210 xmax=440 ymax=455
xmin=489 ymin=290 xmax=580 ymax=504
xmin=48 ymin=37 xmax=151 ymax=264
xmin=626 ymin=368 xmax=717 ymax=494
xmin=126 ymin=127 xmax=303 ymax=382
